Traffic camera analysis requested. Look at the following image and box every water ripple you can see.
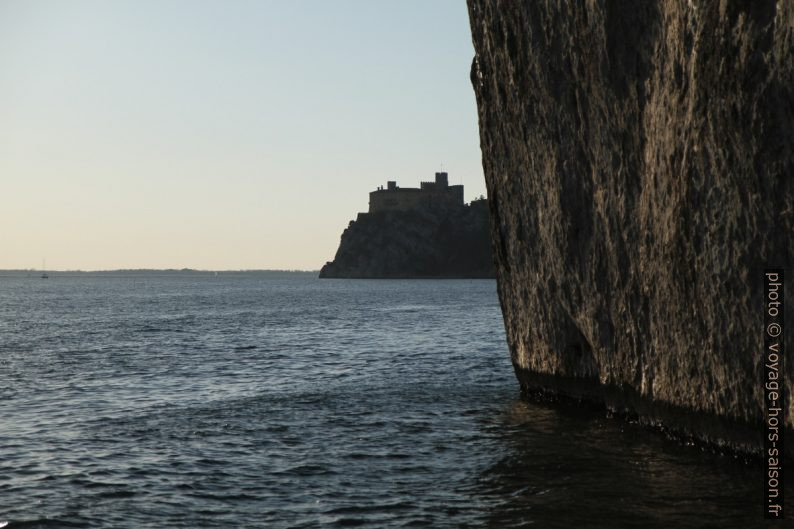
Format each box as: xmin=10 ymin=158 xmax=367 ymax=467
xmin=0 ymin=273 xmax=780 ymax=528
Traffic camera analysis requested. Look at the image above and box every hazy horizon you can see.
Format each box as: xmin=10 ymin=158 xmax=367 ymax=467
xmin=1 ymin=0 xmax=485 ymax=271
xmin=1 ymin=267 xmax=321 ymax=273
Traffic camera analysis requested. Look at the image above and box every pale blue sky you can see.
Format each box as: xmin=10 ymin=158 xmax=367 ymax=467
xmin=0 ymin=0 xmax=484 ymax=270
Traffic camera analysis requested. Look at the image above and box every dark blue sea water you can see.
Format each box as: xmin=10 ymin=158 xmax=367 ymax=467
xmin=0 ymin=272 xmax=775 ymax=527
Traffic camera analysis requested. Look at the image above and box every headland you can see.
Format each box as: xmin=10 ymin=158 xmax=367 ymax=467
xmin=320 ymin=172 xmax=494 ymax=279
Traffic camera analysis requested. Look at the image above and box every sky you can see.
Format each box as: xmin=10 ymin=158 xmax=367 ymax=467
xmin=0 ymin=0 xmax=485 ymax=271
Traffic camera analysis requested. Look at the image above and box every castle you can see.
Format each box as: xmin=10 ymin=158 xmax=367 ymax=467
xmin=368 ymin=172 xmax=464 ymax=213
xmin=321 ymin=171 xmax=493 ymax=279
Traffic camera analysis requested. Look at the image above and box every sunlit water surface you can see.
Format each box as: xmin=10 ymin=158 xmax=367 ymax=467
xmin=0 ymin=272 xmax=773 ymax=527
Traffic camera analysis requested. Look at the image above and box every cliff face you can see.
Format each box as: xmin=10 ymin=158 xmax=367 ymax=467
xmin=468 ymin=0 xmax=793 ymax=453
xmin=320 ymin=201 xmax=494 ymax=279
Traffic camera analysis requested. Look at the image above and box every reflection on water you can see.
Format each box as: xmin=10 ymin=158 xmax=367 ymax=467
xmin=476 ymin=398 xmax=778 ymax=528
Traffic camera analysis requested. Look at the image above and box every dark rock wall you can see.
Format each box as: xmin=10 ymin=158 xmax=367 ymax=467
xmin=320 ymin=201 xmax=494 ymax=279
xmin=467 ymin=0 xmax=793 ymax=452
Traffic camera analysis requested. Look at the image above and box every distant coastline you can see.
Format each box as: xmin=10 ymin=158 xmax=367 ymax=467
xmin=0 ymin=269 xmax=320 ymax=276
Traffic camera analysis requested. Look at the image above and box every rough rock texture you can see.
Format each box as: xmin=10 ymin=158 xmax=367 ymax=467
xmin=320 ymin=200 xmax=494 ymax=279
xmin=468 ymin=0 xmax=793 ymax=454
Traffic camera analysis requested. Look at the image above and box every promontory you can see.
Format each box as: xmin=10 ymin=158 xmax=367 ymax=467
xmin=320 ymin=172 xmax=494 ymax=279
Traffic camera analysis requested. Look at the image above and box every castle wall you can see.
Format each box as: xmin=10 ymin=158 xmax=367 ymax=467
xmin=369 ymin=190 xmax=425 ymax=212
xmin=369 ymin=185 xmax=463 ymax=213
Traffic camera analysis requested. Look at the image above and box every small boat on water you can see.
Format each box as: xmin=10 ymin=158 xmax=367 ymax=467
xmin=41 ymin=259 xmax=48 ymax=279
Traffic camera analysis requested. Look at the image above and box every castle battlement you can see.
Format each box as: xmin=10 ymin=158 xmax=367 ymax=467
xmin=369 ymin=172 xmax=463 ymax=213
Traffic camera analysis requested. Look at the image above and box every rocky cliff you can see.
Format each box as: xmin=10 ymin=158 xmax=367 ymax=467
xmin=320 ymin=200 xmax=494 ymax=279
xmin=468 ymin=0 xmax=793 ymax=454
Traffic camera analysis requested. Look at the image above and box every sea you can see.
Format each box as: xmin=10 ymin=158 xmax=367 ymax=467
xmin=0 ymin=271 xmax=779 ymax=528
